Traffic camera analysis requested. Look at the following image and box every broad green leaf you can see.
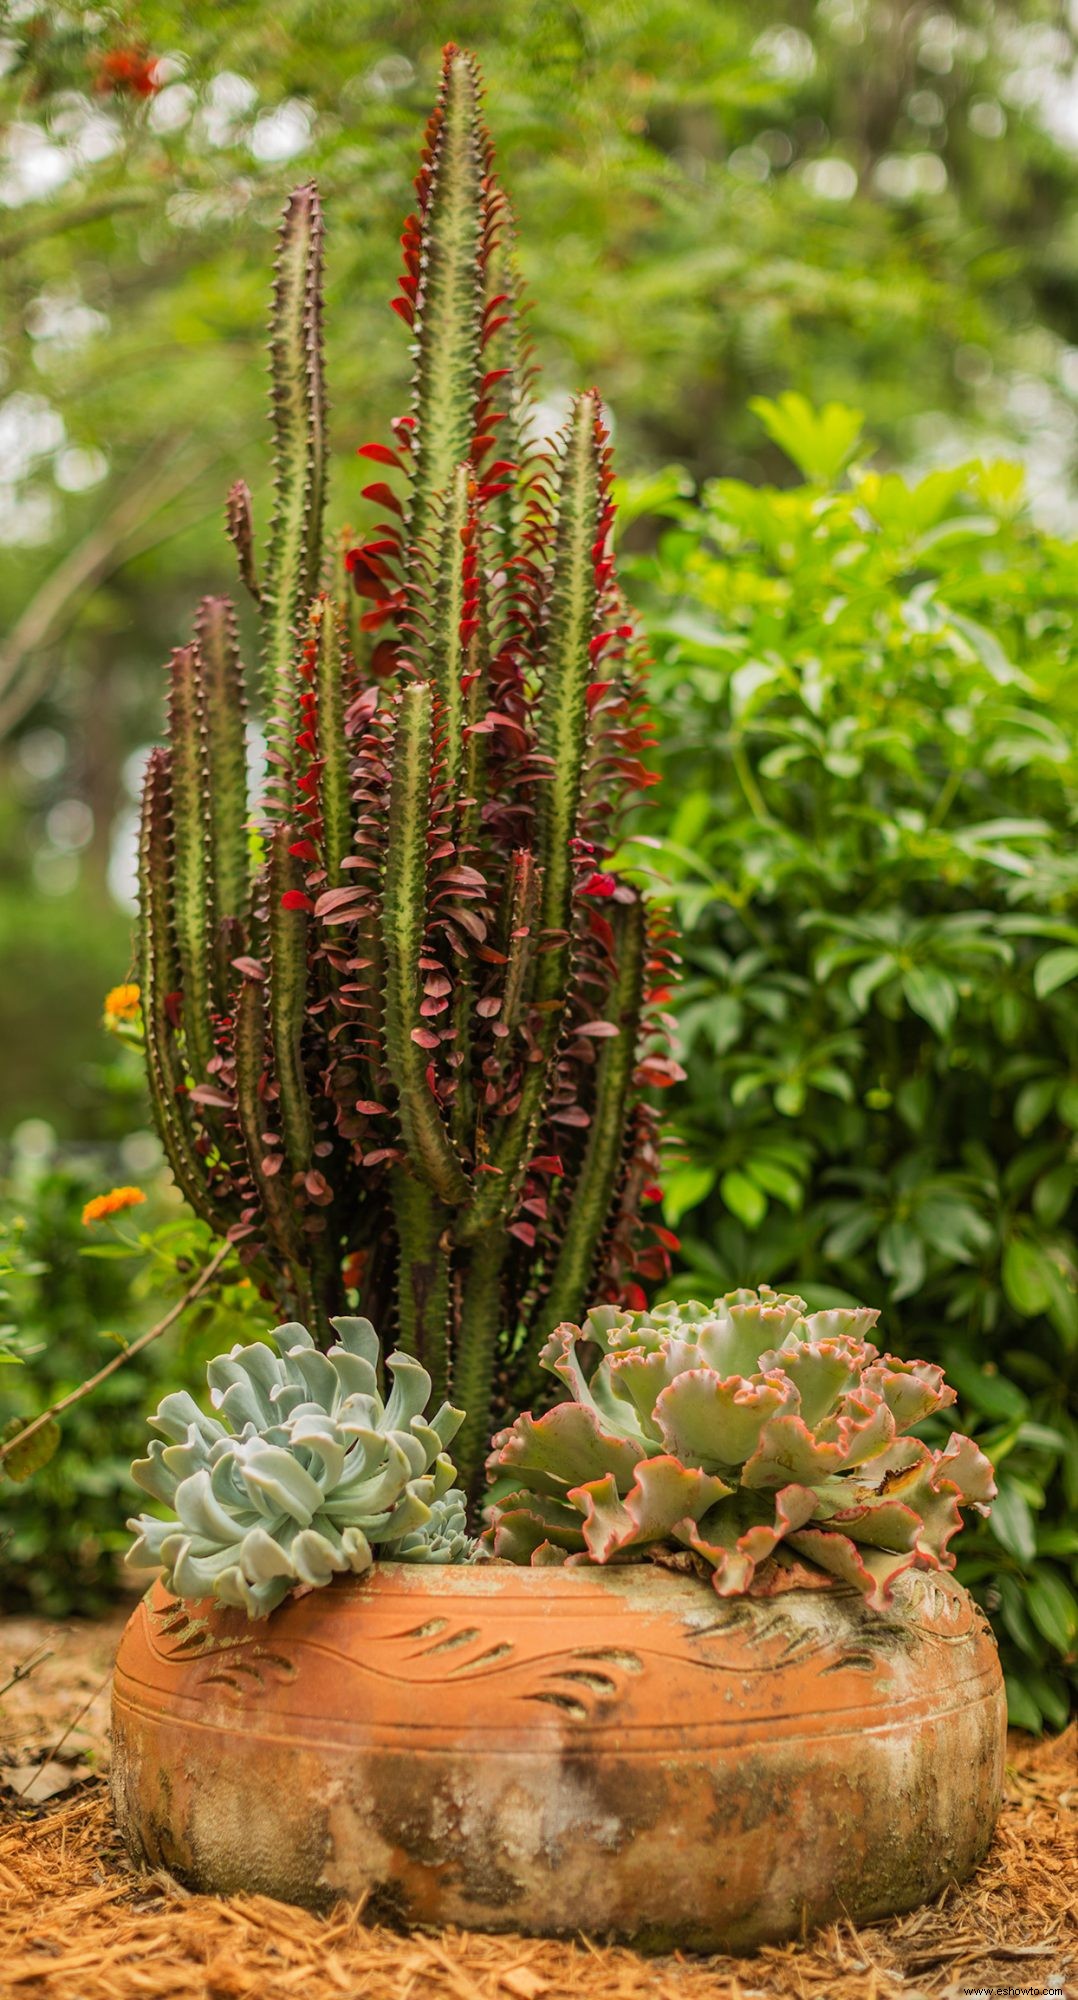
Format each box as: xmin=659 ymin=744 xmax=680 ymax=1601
xmin=719 ymin=1170 xmax=767 ymax=1230
xmin=1003 ymin=1675 xmax=1042 ymax=1734
xmin=661 ymin=1165 xmax=716 ymax=1228
xmin=990 ymin=1479 xmax=1037 ymax=1566
xmin=1026 ymin=1569 xmax=1078 ymax=1656
xmin=745 ymin=1156 xmax=803 ymax=1210
xmin=942 ymin=1347 xmax=1028 ymax=1423
xmin=1032 ymin=1163 xmax=1073 ymax=1229
xmin=749 ymin=393 xmax=864 ymax=484
xmin=878 ymin=1220 xmax=925 ymax=1301
xmin=902 ymin=965 xmax=957 ymax=1039
xmin=1020 ymin=1666 xmax=1071 ymax=1730
xmin=847 ymin=954 xmax=896 ymax=1014
xmin=1001 ymin=1238 xmax=1051 ymax=1318
xmin=1034 ymin=947 xmax=1078 ymax=1000
xmin=809 ymin=1065 xmax=854 ymax=1102
xmin=1014 ymin=1077 xmax=1058 ymax=1137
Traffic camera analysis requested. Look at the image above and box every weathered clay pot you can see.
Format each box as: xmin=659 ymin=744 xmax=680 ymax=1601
xmin=112 ymin=1560 xmax=1005 ymax=1951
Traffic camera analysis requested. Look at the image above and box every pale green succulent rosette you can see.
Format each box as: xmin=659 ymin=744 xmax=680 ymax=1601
xmin=127 ymin=1316 xmax=474 ymax=1617
xmin=485 ymin=1286 xmax=996 ymax=1609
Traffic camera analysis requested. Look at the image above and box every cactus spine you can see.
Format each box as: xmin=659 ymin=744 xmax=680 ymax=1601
xmin=137 ymin=46 xmax=680 ymax=1483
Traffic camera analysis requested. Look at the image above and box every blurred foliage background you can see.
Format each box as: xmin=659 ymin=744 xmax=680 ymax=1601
xmin=0 ymin=2 xmax=1075 ymax=1721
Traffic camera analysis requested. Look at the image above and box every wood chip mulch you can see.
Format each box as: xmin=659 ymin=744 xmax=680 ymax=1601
xmin=0 ymin=1616 xmax=1073 ymax=2000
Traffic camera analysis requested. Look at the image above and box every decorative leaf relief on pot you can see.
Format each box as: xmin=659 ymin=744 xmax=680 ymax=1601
xmin=145 ymin=1591 xmax=258 ymax=1662
xmin=195 ymin=1650 xmax=300 ymax=1702
xmin=141 ymin=1593 xmax=301 ymax=1695
xmin=881 ymin=1567 xmax=978 ymax=1644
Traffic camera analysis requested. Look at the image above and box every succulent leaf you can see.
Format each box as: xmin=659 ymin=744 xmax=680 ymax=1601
xmin=485 ymin=1287 xmax=996 ymax=1607
xmin=128 ymin=1317 xmax=473 ymax=1617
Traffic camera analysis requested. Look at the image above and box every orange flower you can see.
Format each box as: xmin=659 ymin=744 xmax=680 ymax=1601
xmin=82 ymin=1186 xmax=147 ymax=1226
xmin=103 ymin=982 xmax=141 ymax=1024
xmin=93 ymin=49 xmax=160 ymax=98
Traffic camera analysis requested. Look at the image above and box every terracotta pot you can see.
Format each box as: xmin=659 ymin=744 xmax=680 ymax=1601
xmin=112 ymin=1560 xmax=1005 ymax=1951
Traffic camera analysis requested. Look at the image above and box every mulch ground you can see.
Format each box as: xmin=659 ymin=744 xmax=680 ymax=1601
xmin=0 ymin=1612 xmax=1074 ymax=2000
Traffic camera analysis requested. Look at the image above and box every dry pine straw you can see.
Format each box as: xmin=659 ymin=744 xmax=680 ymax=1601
xmin=0 ymin=1729 xmax=1071 ymax=2000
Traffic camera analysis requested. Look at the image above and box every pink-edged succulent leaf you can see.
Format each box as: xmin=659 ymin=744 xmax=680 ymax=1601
xmin=800 ymin=1306 xmax=880 ymax=1346
xmin=680 ymin=1482 xmax=820 ymax=1595
xmin=539 ymin=1319 xmax=657 ymax=1445
xmin=653 ymin=1367 xmax=798 ymax=1472
xmin=755 ymin=1336 xmax=872 ymax=1427
xmin=488 ymin=1489 xmax=587 ymax=1563
xmin=487 ymin=1402 xmax=645 ymax=1499
xmin=934 ymin=1432 xmax=997 ymax=1514
xmin=740 ymin=1393 xmax=896 ymax=1489
xmin=785 ymin=1529 xmax=924 ymax=1611
xmin=861 ymin=1354 xmax=955 ymax=1429
xmin=570 ymin=1456 xmax=733 ymax=1564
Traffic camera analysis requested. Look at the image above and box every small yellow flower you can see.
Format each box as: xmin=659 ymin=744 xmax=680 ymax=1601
xmin=103 ymin=982 xmax=141 ymax=1026
xmin=82 ymin=1186 xmax=147 ymax=1226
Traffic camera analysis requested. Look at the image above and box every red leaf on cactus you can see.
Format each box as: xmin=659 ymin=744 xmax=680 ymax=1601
xmin=370 ymin=640 xmax=399 ymax=677
xmin=281 ymin=890 xmax=314 ymax=913
xmin=357 ymin=443 xmax=405 ymax=470
xmin=361 ymin=482 xmax=404 ymax=516
xmin=635 ymin=1057 xmax=687 ymax=1088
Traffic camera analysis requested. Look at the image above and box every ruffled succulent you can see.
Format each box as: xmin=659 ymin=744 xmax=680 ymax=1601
xmin=128 ymin=1317 xmax=474 ymax=1616
xmin=484 ymin=1288 xmax=995 ymax=1609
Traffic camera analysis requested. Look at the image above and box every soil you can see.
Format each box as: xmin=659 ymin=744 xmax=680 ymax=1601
xmin=0 ymin=1610 xmax=1074 ymax=2000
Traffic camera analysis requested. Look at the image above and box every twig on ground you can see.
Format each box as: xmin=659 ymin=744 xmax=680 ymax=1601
xmin=0 ymin=1647 xmax=52 ymax=1703
xmin=15 ymin=1672 xmax=112 ymax=1801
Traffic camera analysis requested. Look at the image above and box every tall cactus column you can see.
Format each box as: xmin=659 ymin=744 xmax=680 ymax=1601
xmin=136 ymin=44 xmax=682 ymax=1485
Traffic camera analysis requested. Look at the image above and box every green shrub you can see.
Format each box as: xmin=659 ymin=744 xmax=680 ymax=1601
xmin=622 ymin=400 xmax=1078 ymax=1729
xmin=0 ymin=1130 xmax=262 ymax=1614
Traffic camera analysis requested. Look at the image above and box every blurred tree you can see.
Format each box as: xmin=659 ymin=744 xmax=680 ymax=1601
xmin=0 ymin=0 xmax=1075 ymax=1128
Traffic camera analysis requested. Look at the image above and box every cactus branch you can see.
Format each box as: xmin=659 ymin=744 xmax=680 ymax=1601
xmin=267 ymin=823 xmax=316 ymax=1176
xmin=533 ymin=897 xmax=648 ymax=1348
xmin=165 ymin=644 xmax=216 ymax=1086
xmin=261 ymin=182 xmax=326 ymax=800
xmin=407 ymin=48 xmax=486 ymax=553
xmin=194 ymin=596 xmax=249 ymax=945
xmin=381 ymin=681 xmax=470 ymax=1205
xmin=138 ymin=750 xmax=229 ymax=1234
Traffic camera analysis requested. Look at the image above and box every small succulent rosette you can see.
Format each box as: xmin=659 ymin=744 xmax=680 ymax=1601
xmin=128 ymin=1316 xmax=473 ymax=1617
xmin=484 ymin=1288 xmax=995 ymax=1608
